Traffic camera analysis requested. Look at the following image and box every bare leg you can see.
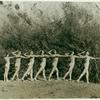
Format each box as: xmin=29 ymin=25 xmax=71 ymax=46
xmin=34 ymin=67 xmax=43 ymax=80
xmin=77 ymin=69 xmax=86 ymax=82
xmin=63 ymin=70 xmax=70 ymax=80
xmin=6 ymin=70 xmax=9 ymax=82
xmin=12 ymin=69 xmax=19 ymax=80
xmin=16 ymin=73 xmax=19 ymax=80
xmin=86 ymin=70 xmax=89 ymax=84
xmin=30 ymin=69 xmax=33 ymax=81
xmin=4 ymin=74 xmax=5 ymax=82
xmin=48 ymin=67 xmax=55 ymax=81
xmin=12 ymin=72 xmax=17 ymax=80
xmin=22 ymin=67 xmax=32 ymax=80
xmin=56 ymin=68 xmax=59 ymax=80
xmin=69 ymin=70 xmax=72 ymax=81
xmin=22 ymin=71 xmax=28 ymax=80
xmin=4 ymin=68 xmax=7 ymax=82
xmin=43 ymin=69 xmax=47 ymax=81
xmin=4 ymin=72 xmax=6 ymax=82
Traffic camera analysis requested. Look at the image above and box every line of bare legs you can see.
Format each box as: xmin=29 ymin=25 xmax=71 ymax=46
xmin=4 ymin=49 xmax=100 ymax=84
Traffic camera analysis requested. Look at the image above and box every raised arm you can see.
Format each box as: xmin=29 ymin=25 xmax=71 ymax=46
xmin=12 ymin=50 xmax=19 ymax=53
xmin=11 ymin=51 xmax=18 ymax=56
xmin=12 ymin=52 xmax=16 ymax=56
xmin=23 ymin=52 xmax=30 ymax=57
xmin=24 ymin=51 xmax=29 ymax=55
xmin=77 ymin=55 xmax=86 ymax=58
xmin=48 ymin=50 xmax=53 ymax=55
xmin=77 ymin=51 xmax=85 ymax=55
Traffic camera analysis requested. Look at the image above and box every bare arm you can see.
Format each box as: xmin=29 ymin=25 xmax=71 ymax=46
xmin=24 ymin=53 xmax=28 ymax=57
xmin=12 ymin=53 xmax=16 ymax=56
xmin=35 ymin=55 xmax=49 ymax=58
xmin=23 ymin=54 xmax=32 ymax=58
xmin=92 ymin=57 xmax=100 ymax=60
xmin=65 ymin=53 xmax=70 ymax=57
xmin=12 ymin=50 xmax=19 ymax=54
xmin=11 ymin=51 xmax=18 ymax=56
xmin=77 ymin=55 xmax=86 ymax=58
xmin=89 ymin=56 xmax=100 ymax=60
xmin=48 ymin=49 xmax=56 ymax=55
xmin=23 ymin=52 xmax=29 ymax=56
xmin=77 ymin=51 xmax=85 ymax=55
xmin=74 ymin=55 xmax=80 ymax=58
xmin=74 ymin=55 xmax=85 ymax=58
xmin=53 ymin=54 xmax=66 ymax=57
xmin=9 ymin=56 xmax=15 ymax=58
xmin=24 ymin=53 xmax=34 ymax=58
xmin=49 ymin=54 xmax=68 ymax=58
xmin=48 ymin=51 xmax=52 ymax=55
xmin=20 ymin=56 xmax=27 ymax=58
xmin=33 ymin=54 xmax=69 ymax=58
xmin=90 ymin=56 xmax=96 ymax=59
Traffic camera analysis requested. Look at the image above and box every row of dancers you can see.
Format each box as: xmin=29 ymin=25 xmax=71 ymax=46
xmin=4 ymin=49 xmax=100 ymax=84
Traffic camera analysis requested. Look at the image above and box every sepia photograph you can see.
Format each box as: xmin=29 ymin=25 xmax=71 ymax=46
xmin=0 ymin=0 xmax=100 ymax=98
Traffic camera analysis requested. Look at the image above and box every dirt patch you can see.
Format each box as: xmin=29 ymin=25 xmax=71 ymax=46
xmin=0 ymin=80 xmax=99 ymax=98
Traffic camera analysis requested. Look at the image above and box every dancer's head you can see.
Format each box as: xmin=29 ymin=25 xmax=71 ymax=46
xmin=18 ymin=51 xmax=21 ymax=55
xmin=65 ymin=53 xmax=69 ymax=56
xmin=48 ymin=49 xmax=57 ymax=55
xmin=86 ymin=51 xmax=89 ymax=55
xmin=41 ymin=50 xmax=44 ymax=55
xmin=6 ymin=54 xmax=9 ymax=57
xmin=30 ymin=51 xmax=33 ymax=55
xmin=71 ymin=51 xmax=74 ymax=55
xmin=53 ymin=49 xmax=57 ymax=54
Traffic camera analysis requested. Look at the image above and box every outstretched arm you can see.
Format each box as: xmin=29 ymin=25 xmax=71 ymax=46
xmin=74 ymin=55 xmax=85 ymax=58
xmin=9 ymin=56 xmax=15 ymax=58
xmin=34 ymin=54 xmax=48 ymax=58
xmin=20 ymin=56 xmax=27 ymax=58
xmin=23 ymin=54 xmax=32 ymax=58
xmin=74 ymin=55 xmax=80 ymax=58
xmin=93 ymin=57 xmax=100 ymax=60
xmin=90 ymin=56 xmax=96 ymax=59
xmin=64 ymin=53 xmax=70 ymax=57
